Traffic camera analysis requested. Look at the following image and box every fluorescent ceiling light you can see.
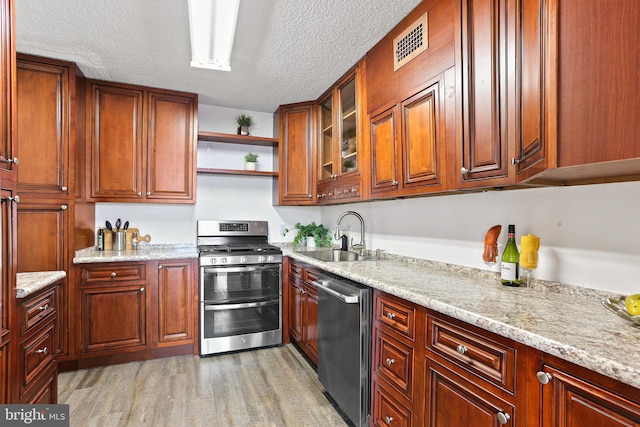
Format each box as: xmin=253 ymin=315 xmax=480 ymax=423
xmin=188 ymin=0 xmax=240 ymax=71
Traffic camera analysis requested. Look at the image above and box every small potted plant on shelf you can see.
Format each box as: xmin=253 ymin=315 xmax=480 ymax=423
xmin=235 ymin=114 xmax=253 ymax=136
xmin=285 ymin=222 xmax=332 ymax=248
xmin=244 ymin=152 xmax=259 ymax=171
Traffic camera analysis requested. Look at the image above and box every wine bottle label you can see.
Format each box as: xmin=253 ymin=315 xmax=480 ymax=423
xmin=501 ymin=262 xmax=517 ymax=281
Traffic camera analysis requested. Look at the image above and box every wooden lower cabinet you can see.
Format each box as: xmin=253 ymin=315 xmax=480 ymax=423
xmin=370 ymin=289 xmax=640 ymax=427
xmin=425 ymin=357 xmax=514 ymax=427
xmin=12 ymin=283 xmax=59 ymax=404
xmin=285 ymin=258 xmax=319 ymax=365
xmin=537 ymin=354 xmax=640 ymax=427
xmin=0 ymin=342 xmax=7 ymax=402
xmin=156 ymin=260 xmax=197 ymax=347
xmin=80 ymin=283 xmax=148 ymax=354
xmin=75 ymin=259 xmax=197 ymax=369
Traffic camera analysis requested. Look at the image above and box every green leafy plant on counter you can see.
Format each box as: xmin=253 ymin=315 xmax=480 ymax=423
xmin=284 ymin=222 xmax=333 ymax=247
xmin=244 ymin=152 xmax=259 ymax=163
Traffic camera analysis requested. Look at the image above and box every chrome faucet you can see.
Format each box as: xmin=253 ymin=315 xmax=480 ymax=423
xmin=336 ymin=211 xmax=366 ymax=256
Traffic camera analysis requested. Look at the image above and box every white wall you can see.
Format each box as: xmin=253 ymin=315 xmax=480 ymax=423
xmin=321 ymin=181 xmax=640 ymax=295
xmin=95 ymin=104 xmax=320 ymax=245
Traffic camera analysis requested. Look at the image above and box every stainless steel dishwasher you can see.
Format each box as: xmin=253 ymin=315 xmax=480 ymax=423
xmin=311 ymin=272 xmax=372 ymax=427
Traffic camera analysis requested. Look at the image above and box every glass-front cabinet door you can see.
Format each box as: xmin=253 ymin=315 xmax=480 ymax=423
xmin=319 ymin=96 xmax=334 ymax=181
xmin=317 ymin=71 xmax=359 ymax=182
xmin=339 ymin=77 xmax=357 ymax=174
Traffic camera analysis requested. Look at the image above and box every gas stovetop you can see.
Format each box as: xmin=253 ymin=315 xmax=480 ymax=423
xmin=197 ymin=220 xmax=282 ymax=266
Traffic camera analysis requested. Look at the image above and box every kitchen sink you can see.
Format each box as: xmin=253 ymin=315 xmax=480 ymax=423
xmin=298 ymin=249 xmax=374 ymax=262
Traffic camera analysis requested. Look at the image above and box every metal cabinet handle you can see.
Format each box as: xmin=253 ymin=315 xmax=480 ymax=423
xmin=391 ymin=180 xmax=398 ymax=185
xmin=0 ymin=156 xmax=18 ymax=165
xmin=137 ymin=192 xmax=142 ymax=196
xmin=497 ymin=412 xmax=510 ymax=425
xmin=384 ymin=416 xmax=394 ymax=425
xmin=386 ymin=312 xmax=396 ymax=320
xmin=61 ymin=204 xmax=68 ymax=210
xmin=61 ymin=186 xmax=68 ymax=192
xmin=536 ymin=371 xmax=552 ymax=385
xmin=456 ymin=344 xmax=468 ymax=355
xmin=461 ymin=167 xmax=470 ymax=175
xmin=2 ymin=195 xmax=20 ymax=203
xmin=35 ymin=346 xmax=48 ymax=355
xmin=39 ymin=304 xmax=49 ymax=311
xmin=159 ymin=265 xmax=163 ymax=269
xmin=140 ymin=287 xmax=144 ymax=292
xmin=511 ymin=158 xmax=521 ymax=165
xmin=146 ymin=191 xmax=151 ymax=196
xmin=111 ymin=272 xmax=116 ymax=277
xmin=308 ymin=194 xmax=312 ymax=198
xmin=385 ymin=358 xmax=395 ymax=366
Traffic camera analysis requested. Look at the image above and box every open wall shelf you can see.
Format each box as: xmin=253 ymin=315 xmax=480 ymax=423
xmin=197 ymin=131 xmax=279 ymax=176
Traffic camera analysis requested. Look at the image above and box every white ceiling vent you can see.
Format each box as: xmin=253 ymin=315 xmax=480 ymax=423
xmin=393 ymin=12 xmax=428 ymax=71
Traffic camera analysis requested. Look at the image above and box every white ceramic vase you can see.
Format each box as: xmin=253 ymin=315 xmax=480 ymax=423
xmin=306 ymin=237 xmax=316 ymax=248
xmin=245 ymin=162 xmax=257 ymax=171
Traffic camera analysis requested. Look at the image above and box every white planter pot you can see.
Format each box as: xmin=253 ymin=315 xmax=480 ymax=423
xmin=245 ymin=162 xmax=257 ymax=171
xmin=306 ymin=237 xmax=316 ymax=248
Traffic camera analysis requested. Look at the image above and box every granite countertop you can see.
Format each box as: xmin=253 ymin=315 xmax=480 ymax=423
xmin=285 ymin=248 xmax=640 ymax=390
xmin=16 ymin=270 xmax=67 ymax=298
xmin=73 ymin=244 xmax=198 ymax=264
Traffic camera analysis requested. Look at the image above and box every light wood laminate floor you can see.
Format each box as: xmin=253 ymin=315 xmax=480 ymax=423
xmin=58 ymin=345 xmax=348 ymax=427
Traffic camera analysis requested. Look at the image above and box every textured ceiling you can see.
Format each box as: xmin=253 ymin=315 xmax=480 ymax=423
xmin=16 ymin=0 xmax=422 ymax=113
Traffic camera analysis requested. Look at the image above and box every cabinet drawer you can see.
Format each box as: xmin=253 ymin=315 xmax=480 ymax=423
xmin=304 ymin=268 xmax=319 ymax=284
xmin=20 ymin=287 xmax=57 ymax=335
xmin=374 ymin=292 xmax=417 ymax=340
xmin=80 ymin=263 xmax=146 ymax=284
xmin=427 ymin=314 xmax=515 ymax=392
xmin=373 ymin=327 xmax=415 ymax=400
xmin=20 ymin=321 xmax=56 ymax=396
xmin=371 ymin=381 xmax=414 ymax=427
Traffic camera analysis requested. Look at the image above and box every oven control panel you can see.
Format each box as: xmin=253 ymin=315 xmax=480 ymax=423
xmin=199 ymin=254 xmax=282 ymax=266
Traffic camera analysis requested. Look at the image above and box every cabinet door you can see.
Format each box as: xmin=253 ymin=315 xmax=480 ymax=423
xmin=0 ymin=188 xmax=16 ymax=344
xmin=370 ymin=105 xmax=399 ymax=196
xmin=80 ymin=285 xmax=147 ymax=354
xmin=457 ymin=0 xmax=513 ymax=187
xmin=278 ymin=102 xmax=316 ymax=205
xmin=0 ymin=342 xmax=7 ymax=402
xmin=318 ymin=94 xmax=334 ymax=182
xmin=0 ymin=0 xmax=15 ymax=176
xmin=540 ymin=364 xmax=640 ymax=427
xmin=425 ymin=357 xmax=514 ymax=427
xmin=156 ymin=260 xmax=195 ymax=345
xmin=400 ymin=80 xmax=445 ymax=192
xmin=146 ymin=91 xmax=196 ymax=203
xmin=16 ymin=57 xmax=70 ymax=196
xmin=287 ymin=276 xmax=303 ymax=343
xmin=89 ymin=82 xmax=144 ymax=200
xmin=303 ymin=283 xmax=318 ymax=364
xmin=513 ymin=0 xmax=550 ymax=181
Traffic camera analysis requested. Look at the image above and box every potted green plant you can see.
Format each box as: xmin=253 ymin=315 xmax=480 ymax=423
xmin=244 ymin=152 xmax=258 ymax=171
xmin=235 ymin=114 xmax=253 ymax=136
xmin=286 ymin=222 xmax=332 ymax=248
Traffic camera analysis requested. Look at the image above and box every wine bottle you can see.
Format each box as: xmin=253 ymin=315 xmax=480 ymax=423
xmin=501 ymin=224 xmax=520 ymax=286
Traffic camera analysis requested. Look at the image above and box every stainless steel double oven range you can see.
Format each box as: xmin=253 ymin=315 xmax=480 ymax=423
xmin=197 ymin=220 xmax=282 ymax=356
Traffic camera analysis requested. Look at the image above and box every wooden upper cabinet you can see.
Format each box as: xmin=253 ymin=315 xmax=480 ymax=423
xmin=316 ymin=66 xmax=364 ymax=204
xmin=16 ymin=55 xmax=77 ymax=198
xmin=370 ymin=72 xmax=450 ymax=199
xmin=146 ymin=90 xmax=196 ymax=202
xmin=0 ymin=0 xmax=15 ymax=177
xmin=277 ymin=102 xmax=316 ymax=205
xmin=89 ymin=82 xmax=144 ymax=200
xmin=87 ymin=80 xmax=197 ymax=203
xmin=456 ymin=0 xmax=513 ymax=188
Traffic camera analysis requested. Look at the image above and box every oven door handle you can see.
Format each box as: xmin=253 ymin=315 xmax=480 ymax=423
xmin=202 ymin=265 xmax=280 ymax=274
xmin=203 ymin=300 xmax=278 ymax=311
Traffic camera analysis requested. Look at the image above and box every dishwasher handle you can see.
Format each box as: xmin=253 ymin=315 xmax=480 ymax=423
xmin=311 ymin=280 xmax=359 ymax=304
